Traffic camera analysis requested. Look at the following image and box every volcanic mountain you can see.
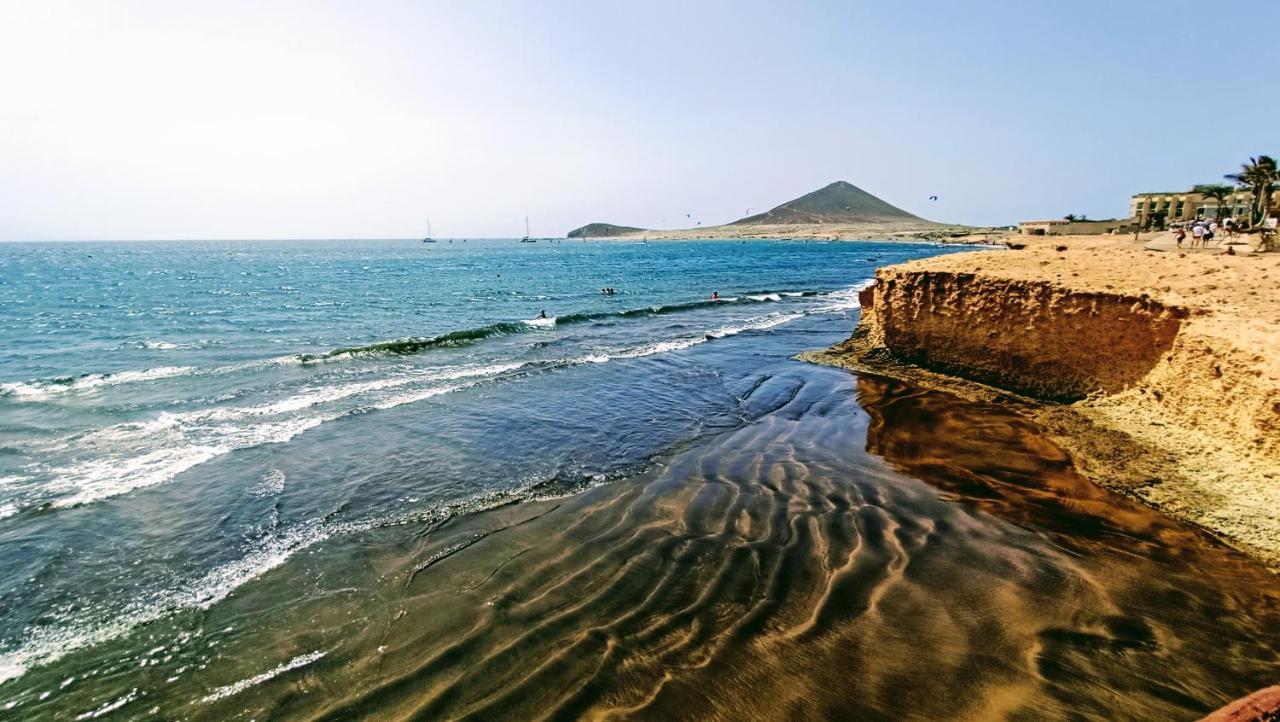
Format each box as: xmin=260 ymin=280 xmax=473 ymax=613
xmin=730 ymin=181 xmax=925 ymax=225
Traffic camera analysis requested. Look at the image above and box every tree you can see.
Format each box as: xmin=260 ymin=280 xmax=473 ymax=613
xmin=1147 ymin=208 xmax=1168 ymax=230
xmin=1194 ymin=183 xmax=1234 ymax=219
xmin=1224 ymin=155 xmax=1278 ymax=225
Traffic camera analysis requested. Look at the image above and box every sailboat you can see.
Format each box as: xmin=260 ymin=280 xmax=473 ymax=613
xmin=421 ymin=219 xmax=436 ymax=243
xmin=520 ymin=216 xmax=536 ymax=242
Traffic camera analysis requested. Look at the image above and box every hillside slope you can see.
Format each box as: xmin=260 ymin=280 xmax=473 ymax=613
xmin=731 ymin=181 xmax=927 ymax=225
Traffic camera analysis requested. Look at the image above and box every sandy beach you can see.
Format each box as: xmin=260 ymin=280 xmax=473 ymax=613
xmin=805 ymin=229 xmax=1280 ymax=567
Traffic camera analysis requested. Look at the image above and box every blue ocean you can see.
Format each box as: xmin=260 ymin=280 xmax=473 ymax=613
xmin=1 ymin=239 xmax=1276 ymax=720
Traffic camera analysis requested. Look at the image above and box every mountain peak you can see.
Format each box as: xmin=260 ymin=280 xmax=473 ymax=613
xmin=730 ymin=181 xmax=923 ymax=225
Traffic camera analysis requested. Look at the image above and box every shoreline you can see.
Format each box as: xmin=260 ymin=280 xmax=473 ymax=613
xmin=570 ymin=221 xmax=998 ymax=244
xmin=802 ymin=233 xmax=1280 ymax=568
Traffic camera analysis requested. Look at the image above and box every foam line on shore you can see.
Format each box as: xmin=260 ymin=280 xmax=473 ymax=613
xmin=0 ymin=467 xmax=630 ymax=690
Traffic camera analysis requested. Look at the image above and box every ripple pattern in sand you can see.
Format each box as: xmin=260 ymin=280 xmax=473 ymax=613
xmin=147 ymin=371 xmax=1279 ymax=722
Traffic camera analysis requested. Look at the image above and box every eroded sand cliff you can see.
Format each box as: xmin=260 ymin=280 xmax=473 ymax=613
xmin=806 ymin=237 xmax=1280 ymax=566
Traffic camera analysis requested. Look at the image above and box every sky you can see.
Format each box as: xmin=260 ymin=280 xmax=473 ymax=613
xmin=2 ymin=0 xmax=1277 ymax=241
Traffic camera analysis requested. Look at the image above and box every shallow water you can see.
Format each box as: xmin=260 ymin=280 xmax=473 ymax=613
xmin=1 ymin=239 xmax=1277 ymax=720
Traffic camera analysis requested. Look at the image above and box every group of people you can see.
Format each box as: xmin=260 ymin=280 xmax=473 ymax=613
xmin=1174 ymin=217 xmax=1238 ymax=248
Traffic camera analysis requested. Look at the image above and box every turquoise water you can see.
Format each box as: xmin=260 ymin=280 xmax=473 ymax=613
xmin=0 ymin=238 xmax=954 ymax=695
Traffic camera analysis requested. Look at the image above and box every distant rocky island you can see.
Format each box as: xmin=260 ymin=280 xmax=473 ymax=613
xmin=566 ymin=181 xmax=975 ymax=241
xmin=566 ymin=223 xmax=645 ymax=239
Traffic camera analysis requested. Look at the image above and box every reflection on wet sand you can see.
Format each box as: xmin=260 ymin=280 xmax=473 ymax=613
xmin=65 ymin=369 xmax=1280 ymax=720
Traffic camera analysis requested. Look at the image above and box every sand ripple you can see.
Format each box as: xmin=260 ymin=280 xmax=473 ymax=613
xmin=184 ymin=372 xmax=1280 ymax=721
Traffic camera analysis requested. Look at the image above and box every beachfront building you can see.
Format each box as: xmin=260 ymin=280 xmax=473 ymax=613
xmin=1130 ymin=189 xmax=1280 ymax=227
xmin=1018 ymin=218 xmax=1131 ymax=235
xmin=1018 ymin=220 xmax=1067 ymax=235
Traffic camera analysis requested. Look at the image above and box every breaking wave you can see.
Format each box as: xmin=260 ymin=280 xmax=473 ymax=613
xmin=0 ymin=287 xmax=848 ymax=401
xmin=296 ymin=290 xmax=810 ymax=363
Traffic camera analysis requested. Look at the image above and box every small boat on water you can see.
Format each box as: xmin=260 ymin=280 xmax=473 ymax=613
xmin=421 ymin=219 xmax=436 ymax=243
xmin=520 ymin=216 xmax=536 ymax=242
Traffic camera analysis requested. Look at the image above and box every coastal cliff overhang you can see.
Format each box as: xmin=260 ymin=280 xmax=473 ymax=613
xmin=856 ymin=270 xmax=1188 ymax=402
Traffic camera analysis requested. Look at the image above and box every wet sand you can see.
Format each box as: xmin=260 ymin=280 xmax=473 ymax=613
xmin=9 ymin=365 xmax=1278 ymax=719
xmin=95 ymin=367 xmax=1276 ymax=721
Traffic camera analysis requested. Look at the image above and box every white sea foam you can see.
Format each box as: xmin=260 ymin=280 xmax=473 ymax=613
xmin=200 ymin=651 xmax=326 ymax=703
xmin=613 ymin=337 xmax=707 ymax=359
xmin=139 ymin=340 xmax=200 ymax=351
xmin=73 ymin=688 xmax=137 ymax=720
xmin=0 ymin=366 xmax=196 ymax=400
xmin=707 ymin=313 xmax=805 ymax=339
xmin=603 ymin=310 xmax=809 ymax=361
xmin=38 ymin=363 xmax=526 ymax=509
xmin=249 ymin=468 xmax=287 ymax=498
xmin=811 ymin=280 xmax=874 ymax=313
xmin=366 ymin=381 xmax=479 ymax=411
xmin=0 ymin=353 xmax=317 ymax=404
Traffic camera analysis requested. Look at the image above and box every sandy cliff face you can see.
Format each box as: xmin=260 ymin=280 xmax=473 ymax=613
xmin=860 ymin=270 xmax=1188 ymax=401
xmin=810 ymin=241 xmax=1280 ymax=565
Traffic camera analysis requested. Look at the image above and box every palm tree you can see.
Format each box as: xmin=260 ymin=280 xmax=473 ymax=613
xmin=1193 ymin=183 xmax=1234 ymax=220
xmin=1224 ymin=155 xmax=1278 ymax=225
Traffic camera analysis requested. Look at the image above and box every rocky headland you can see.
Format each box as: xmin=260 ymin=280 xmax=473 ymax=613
xmin=804 ymin=233 xmax=1280 ymax=567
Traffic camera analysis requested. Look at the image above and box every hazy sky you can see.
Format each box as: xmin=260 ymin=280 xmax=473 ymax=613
xmin=2 ymin=1 xmax=1277 ymax=240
